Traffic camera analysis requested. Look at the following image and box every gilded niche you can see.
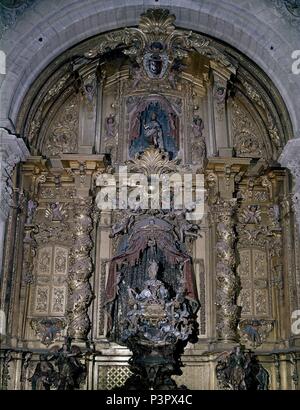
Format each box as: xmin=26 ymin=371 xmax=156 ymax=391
xmin=128 ymin=95 xmax=180 ymax=158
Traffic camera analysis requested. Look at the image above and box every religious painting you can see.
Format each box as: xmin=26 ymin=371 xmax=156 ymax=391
xmin=128 ymin=97 xmax=179 ymax=158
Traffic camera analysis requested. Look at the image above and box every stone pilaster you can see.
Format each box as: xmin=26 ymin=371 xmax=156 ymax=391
xmin=210 ymin=63 xmax=235 ymax=154
xmin=279 ymin=138 xmax=300 ymax=237
xmin=0 ymin=129 xmax=29 ymax=273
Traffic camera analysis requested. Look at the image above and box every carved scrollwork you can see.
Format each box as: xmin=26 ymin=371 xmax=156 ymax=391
xmin=231 ymin=100 xmax=264 ymax=158
xmin=43 ymin=94 xmax=79 ymax=156
xmin=27 ymin=72 xmax=72 ymax=144
xmin=84 ymin=8 xmax=234 ymax=76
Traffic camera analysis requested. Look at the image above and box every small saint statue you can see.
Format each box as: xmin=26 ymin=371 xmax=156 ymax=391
xmin=144 ymin=112 xmax=164 ymax=149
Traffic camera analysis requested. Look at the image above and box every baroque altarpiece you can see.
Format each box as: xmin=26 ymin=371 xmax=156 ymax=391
xmin=1 ymin=9 xmax=300 ymax=390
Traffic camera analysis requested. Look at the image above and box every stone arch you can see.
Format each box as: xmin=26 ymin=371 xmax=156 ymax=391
xmin=1 ymin=3 xmax=300 ymax=390
xmin=11 ymin=13 xmax=291 ymax=168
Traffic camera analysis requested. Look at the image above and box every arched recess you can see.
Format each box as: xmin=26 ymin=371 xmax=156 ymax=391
xmin=0 ymin=0 xmax=299 ymax=140
xmin=1 ymin=6 xmax=300 ymax=391
xmin=16 ymin=17 xmax=292 ymax=162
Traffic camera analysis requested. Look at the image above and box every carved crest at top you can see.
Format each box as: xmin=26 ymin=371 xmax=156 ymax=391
xmin=83 ymin=8 xmax=234 ymax=79
xmin=123 ymin=9 xmax=190 ymax=80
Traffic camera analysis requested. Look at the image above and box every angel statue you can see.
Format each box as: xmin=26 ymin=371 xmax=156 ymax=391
xmin=45 ymin=202 xmax=66 ymax=222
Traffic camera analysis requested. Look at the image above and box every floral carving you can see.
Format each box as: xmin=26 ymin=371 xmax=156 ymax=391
xmin=126 ymin=145 xmax=188 ymax=176
xmin=35 ymin=287 xmax=49 ymax=314
xmin=28 ymin=72 xmax=72 ymax=143
xmin=232 ymin=100 xmax=264 ymax=158
xmin=84 ymin=9 xmax=233 ymax=74
xmin=54 ymin=247 xmax=68 ymax=275
xmin=51 ymin=287 xmax=66 ymax=314
xmin=43 ymin=95 xmax=79 ymax=156
xmin=37 ymin=247 xmax=52 ymax=275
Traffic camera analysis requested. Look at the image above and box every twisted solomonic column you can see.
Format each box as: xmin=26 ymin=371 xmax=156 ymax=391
xmin=213 ymin=198 xmax=240 ymax=342
xmin=67 ymin=198 xmax=94 ymax=341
